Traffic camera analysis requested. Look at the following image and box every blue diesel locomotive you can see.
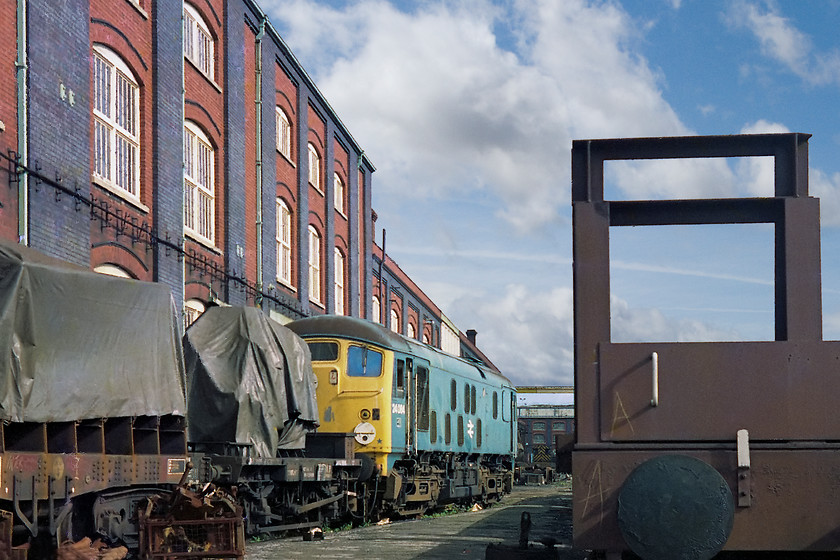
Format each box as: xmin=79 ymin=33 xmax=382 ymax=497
xmin=287 ymin=315 xmax=517 ymax=517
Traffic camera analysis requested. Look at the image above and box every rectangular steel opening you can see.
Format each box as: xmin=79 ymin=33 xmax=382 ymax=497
xmin=609 ymin=223 xmax=774 ymax=342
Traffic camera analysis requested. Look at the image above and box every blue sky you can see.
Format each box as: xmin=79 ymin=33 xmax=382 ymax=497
xmin=261 ymin=0 xmax=840 ymax=400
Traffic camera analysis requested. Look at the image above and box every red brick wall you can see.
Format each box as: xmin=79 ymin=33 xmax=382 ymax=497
xmin=89 ymin=0 xmax=155 ymax=278
xmin=183 ymin=0 xmax=225 ymax=293
xmin=0 ymin=0 xmax=18 ymax=243
xmin=275 ymin=62 xmax=298 ymax=293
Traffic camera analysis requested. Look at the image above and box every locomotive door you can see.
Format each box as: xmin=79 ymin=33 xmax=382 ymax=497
xmin=406 ymin=358 xmax=431 ymax=454
xmin=405 ymin=358 xmax=414 ymax=451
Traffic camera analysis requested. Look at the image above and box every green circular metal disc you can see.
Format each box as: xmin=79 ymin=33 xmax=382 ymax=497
xmin=617 ymin=455 xmax=735 ymax=560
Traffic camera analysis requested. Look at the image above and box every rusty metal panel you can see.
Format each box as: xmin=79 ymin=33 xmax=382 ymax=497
xmin=574 ymin=447 xmax=840 ymax=552
xmin=599 ymin=340 xmax=840 ymax=441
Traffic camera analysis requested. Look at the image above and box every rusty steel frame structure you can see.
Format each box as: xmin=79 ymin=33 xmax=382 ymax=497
xmin=572 ymin=133 xmax=840 ymax=555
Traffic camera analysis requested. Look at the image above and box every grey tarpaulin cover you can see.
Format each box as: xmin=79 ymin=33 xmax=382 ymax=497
xmin=183 ymin=307 xmax=318 ymax=457
xmin=0 ymin=241 xmax=187 ymax=422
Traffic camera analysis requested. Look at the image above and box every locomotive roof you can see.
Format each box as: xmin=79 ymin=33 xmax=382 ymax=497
xmin=287 ymin=315 xmax=514 ymax=388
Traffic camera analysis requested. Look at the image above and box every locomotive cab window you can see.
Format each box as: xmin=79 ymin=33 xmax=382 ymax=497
xmin=308 ymin=341 xmax=338 ymax=361
xmin=394 ymin=359 xmax=405 ymax=397
xmin=347 ymin=345 xmax=383 ymax=377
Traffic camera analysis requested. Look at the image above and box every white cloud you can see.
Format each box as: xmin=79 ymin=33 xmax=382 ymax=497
xmin=610 ymin=295 xmax=742 ymax=343
xmin=729 ymin=0 xmax=840 ymax=86
xmin=266 ymin=0 xmax=690 ymax=231
xmin=447 ymin=284 xmax=575 ymax=385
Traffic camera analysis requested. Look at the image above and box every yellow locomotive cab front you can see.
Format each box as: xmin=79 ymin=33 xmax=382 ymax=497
xmin=307 ymin=338 xmax=395 ymax=475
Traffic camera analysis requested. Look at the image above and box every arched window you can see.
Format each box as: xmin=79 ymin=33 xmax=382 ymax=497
xmin=184 ymin=121 xmax=215 ymax=244
xmin=334 ymin=248 xmax=345 ymax=315
xmin=276 ymin=107 xmax=291 ymax=159
xmin=183 ymin=3 xmax=214 ymax=79
xmin=184 ymin=298 xmax=206 ymax=329
xmin=276 ymin=199 xmax=292 ymax=286
xmin=92 ymin=45 xmax=140 ymax=201
xmin=94 ymin=264 xmax=133 ymax=278
xmin=407 ymin=322 xmax=416 ymax=339
xmin=390 ymin=308 xmax=400 ymax=333
xmin=333 ymin=173 xmax=344 ymax=214
xmin=372 ymin=295 xmax=381 ymax=324
xmin=308 ymin=225 xmax=321 ymax=303
xmin=307 ymin=143 xmax=320 ymax=189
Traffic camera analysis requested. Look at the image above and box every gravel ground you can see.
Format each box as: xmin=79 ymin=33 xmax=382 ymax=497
xmin=246 ymin=480 xmax=588 ymax=559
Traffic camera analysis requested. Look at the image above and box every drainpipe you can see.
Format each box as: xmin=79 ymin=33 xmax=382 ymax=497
xmin=15 ymin=0 xmax=28 ymax=245
xmin=254 ymin=16 xmax=267 ymax=305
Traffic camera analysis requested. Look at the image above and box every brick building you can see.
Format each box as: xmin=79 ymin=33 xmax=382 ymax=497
xmin=0 ymin=0 xmax=375 ymax=326
xmin=518 ymin=404 xmax=575 ymax=462
xmin=0 ymin=0 xmax=500 ymax=372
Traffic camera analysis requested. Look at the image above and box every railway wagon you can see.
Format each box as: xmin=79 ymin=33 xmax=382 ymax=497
xmin=287 ymin=315 xmax=516 ymax=517
xmin=0 ymin=240 xmax=189 ymax=555
xmin=183 ymin=306 xmax=361 ymax=538
xmin=572 ymin=133 xmax=840 ymax=559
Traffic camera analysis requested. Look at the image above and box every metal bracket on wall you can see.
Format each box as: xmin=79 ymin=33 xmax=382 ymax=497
xmin=737 ymin=429 xmax=751 ymax=507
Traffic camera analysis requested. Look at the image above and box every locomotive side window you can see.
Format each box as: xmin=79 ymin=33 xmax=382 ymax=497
xmin=464 ymin=384 xmax=470 ymax=413
xmin=450 ymin=380 xmax=457 ymax=411
xmin=457 ymin=415 xmax=465 ymax=446
xmin=308 ymin=341 xmax=338 ymax=361
xmin=417 ymin=367 xmax=430 ymax=430
xmin=430 ymin=410 xmax=437 ymax=443
xmin=445 ymin=413 xmax=452 ymax=444
xmin=394 ymin=359 xmax=405 ymax=397
xmin=346 ymin=345 xmax=383 ymax=377
xmin=493 ymin=391 xmax=498 ymax=419
xmin=470 ymin=386 xmax=476 ymax=414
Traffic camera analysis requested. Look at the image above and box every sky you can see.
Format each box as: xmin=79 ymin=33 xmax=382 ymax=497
xmin=261 ymin=0 xmax=840 ymax=403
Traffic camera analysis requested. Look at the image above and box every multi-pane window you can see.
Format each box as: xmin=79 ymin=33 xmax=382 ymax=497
xmin=333 ymin=173 xmax=344 ymax=214
xmin=334 ymin=248 xmax=345 ymax=315
xmin=184 ymin=298 xmax=206 ymax=330
xmin=276 ymin=107 xmax=291 ymax=159
xmin=93 ymin=45 xmax=140 ymax=200
xmin=276 ymin=199 xmax=292 ymax=286
xmin=307 ymin=143 xmax=320 ymax=189
xmin=390 ymin=309 xmax=400 ymax=333
xmin=372 ymin=295 xmax=381 ymax=324
xmin=308 ymin=226 xmax=321 ymax=303
xmin=184 ymin=122 xmax=215 ymax=243
xmin=183 ymin=3 xmax=213 ymax=79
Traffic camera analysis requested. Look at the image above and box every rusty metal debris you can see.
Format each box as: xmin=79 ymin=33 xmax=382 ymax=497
xmin=56 ymin=538 xmax=127 ymax=560
xmin=137 ymin=466 xmax=244 ymax=559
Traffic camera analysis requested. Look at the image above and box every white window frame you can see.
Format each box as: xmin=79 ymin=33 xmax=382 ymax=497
xmin=372 ymin=295 xmax=381 ymax=324
xmin=184 ymin=121 xmax=215 ymax=245
xmin=94 ymin=264 xmax=133 ymax=278
xmin=92 ymin=45 xmax=141 ymax=204
xmin=276 ymin=198 xmax=293 ymax=287
xmin=184 ymin=3 xmax=214 ymax=80
xmin=184 ymin=298 xmax=206 ymax=330
xmin=276 ymin=107 xmax=291 ymax=159
xmin=334 ymin=248 xmax=345 ymax=315
xmin=333 ymin=172 xmax=345 ymax=214
xmin=308 ymin=143 xmax=321 ymax=190
xmin=390 ymin=308 xmax=400 ymax=333
xmin=308 ymin=225 xmax=321 ymax=303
